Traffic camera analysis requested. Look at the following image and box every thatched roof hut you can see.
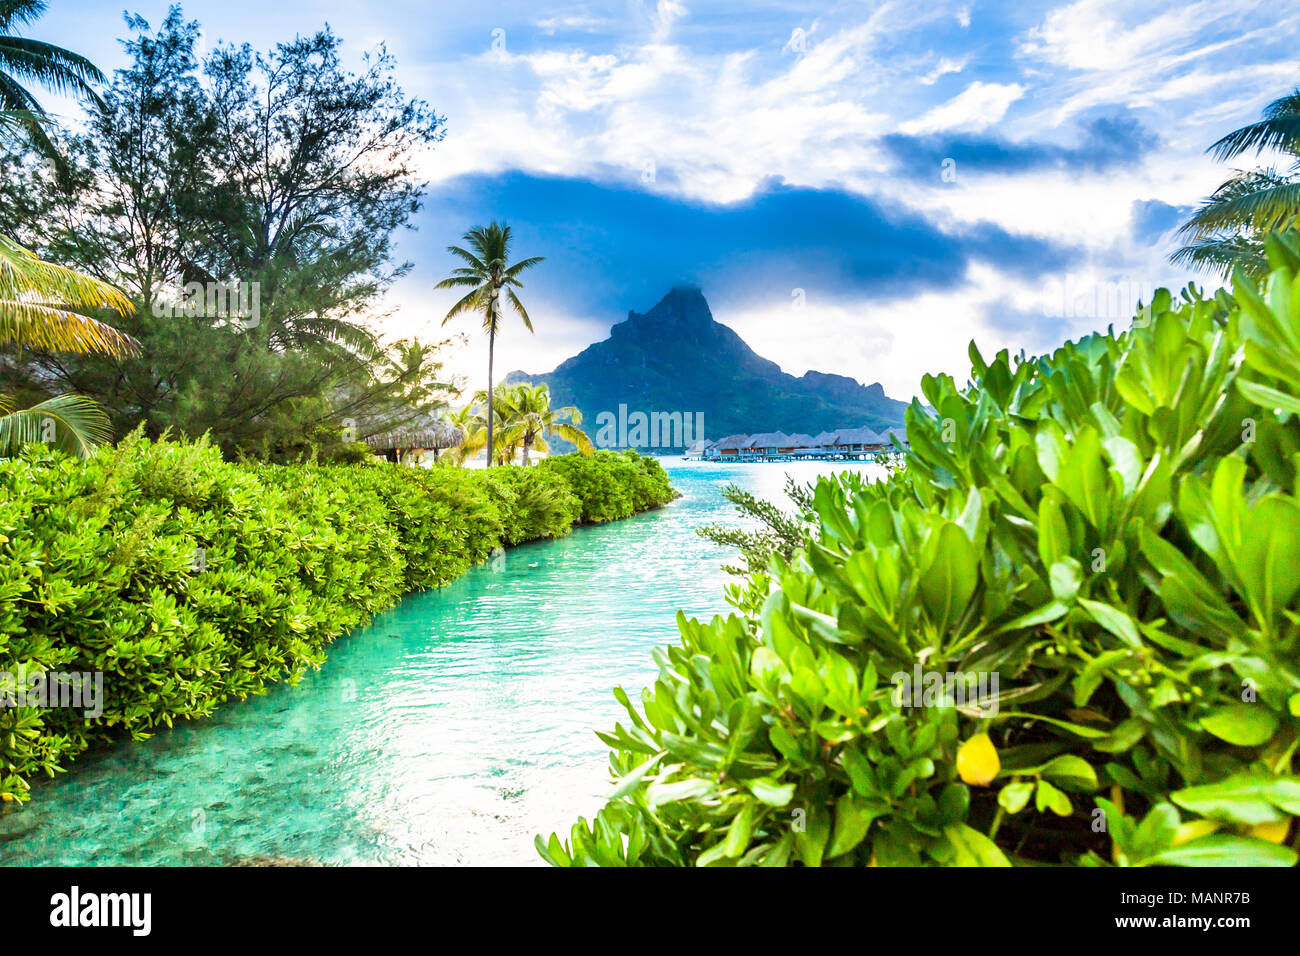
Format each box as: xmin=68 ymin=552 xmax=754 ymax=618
xmin=363 ymin=418 xmax=464 ymax=460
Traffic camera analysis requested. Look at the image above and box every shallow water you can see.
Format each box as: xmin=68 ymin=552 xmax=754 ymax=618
xmin=0 ymin=460 xmax=881 ymax=866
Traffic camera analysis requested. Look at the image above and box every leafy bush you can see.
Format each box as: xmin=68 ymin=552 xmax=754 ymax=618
xmin=0 ymin=440 xmax=676 ymax=802
xmin=539 ymin=450 xmax=677 ymax=523
xmin=482 ymin=466 xmax=582 ymax=545
xmin=540 ymin=233 xmax=1300 ymax=868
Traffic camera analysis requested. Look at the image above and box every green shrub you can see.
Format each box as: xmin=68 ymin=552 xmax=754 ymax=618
xmin=482 ymin=466 xmax=582 ymax=545
xmin=539 ymin=450 xmax=676 ymax=523
xmin=0 ymin=441 xmax=675 ymax=803
xmin=540 ymin=232 xmax=1300 ymax=868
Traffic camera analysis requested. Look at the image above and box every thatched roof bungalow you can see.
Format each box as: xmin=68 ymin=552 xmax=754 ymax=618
xmin=714 ymin=434 xmax=750 ymax=457
xmin=876 ymin=426 xmax=908 ymax=449
xmin=695 ymin=424 xmax=907 ymax=461
xmin=685 ymin=438 xmax=716 ymax=459
xmin=745 ymin=431 xmax=795 ymax=456
xmin=363 ymin=418 xmax=464 ymax=462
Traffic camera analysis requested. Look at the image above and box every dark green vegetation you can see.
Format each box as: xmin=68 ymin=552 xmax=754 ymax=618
xmin=507 ymin=287 xmax=908 ymax=449
xmin=540 ymin=232 xmax=1300 ymax=867
xmin=0 ymin=440 xmax=675 ymax=803
xmin=0 ymin=7 xmax=450 ymax=461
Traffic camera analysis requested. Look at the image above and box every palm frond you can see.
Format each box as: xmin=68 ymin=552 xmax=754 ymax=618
xmin=1170 ymin=235 xmax=1268 ymax=280
xmin=0 ymin=2 xmax=48 ymax=33
xmin=503 ymin=255 xmax=545 ymax=278
xmin=441 ymin=287 xmax=484 ymax=325
xmin=507 ymin=287 xmax=534 ymax=332
xmin=1180 ymin=175 xmax=1300 ymax=236
xmin=0 ymin=234 xmax=138 ymax=355
xmin=445 ymin=244 xmax=486 ymax=273
xmin=434 ymin=274 xmax=483 ymax=289
xmin=0 ymin=393 xmax=111 ymax=458
xmin=0 ymin=36 xmax=106 ymax=104
xmin=1210 ymin=114 xmax=1300 ymax=163
xmin=548 ymin=422 xmax=594 ymax=455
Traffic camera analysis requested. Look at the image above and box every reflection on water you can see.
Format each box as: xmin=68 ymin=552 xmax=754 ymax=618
xmin=0 ymin=460 xmax=881 ymax=866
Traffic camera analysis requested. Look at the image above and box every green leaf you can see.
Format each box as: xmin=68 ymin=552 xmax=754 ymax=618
xmin=607 ymin=753 xmax=665 ymax=799
xmin=918 ymin=522 xmax=978 ymax=632
xmin=794 ymin=803 xmax=830 ymax=867
xmin=1035 ymin=779 xmax=1073 ymax=816
xmin=1171 ymin=773 xmax=1300 ymax=825
xmin=998 ymin=781 xmax=1034 ymax=813
xmin=1199 ymin=704 xmax=1278 ymax=746
xmin=1041 ymin=755 xmax=1099 ymax=792
xmin=1050 ymin=559 xmax=1083 ymax=601
xmin=1237 ymin=378 xmax=1300 ymax=416
xmin=748 ymin=778 xmax=796 ymax=807
xmin=1078 ymin=598 xmax=1143 ymax=648
xmin=724 ymin=802 xmax=755 ymax=858
xmin=827 ymin=791 xmax=883 ymax=858
xmin=1150 ymin=835 xmax=1297 ymax=867
xmin=942 ymin=824 xmax=1011 ymax=867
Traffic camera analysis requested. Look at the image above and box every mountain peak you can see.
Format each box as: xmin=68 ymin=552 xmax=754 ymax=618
xmin=624 ymin=285 xmax=712 ymax=327
xmin=612 ymin=285 xmax=717 ymax=347
xmin=507 ymin=286 xmax=907 ymax=449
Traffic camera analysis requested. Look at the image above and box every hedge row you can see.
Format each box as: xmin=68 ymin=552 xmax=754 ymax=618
xmin=0 ymin=441 xmax=675 ymax=802
xmin=540 ymin=232 xmax=1300 ymax=867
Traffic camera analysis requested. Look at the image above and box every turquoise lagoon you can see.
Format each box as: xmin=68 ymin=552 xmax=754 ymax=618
xmin=0 ymin=460 xmax=880 ymax=866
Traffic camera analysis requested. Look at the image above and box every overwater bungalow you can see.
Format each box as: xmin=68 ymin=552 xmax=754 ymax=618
xmin=712 ymin=434 xmax=751 ymax=459
xmin=691 ymin=425 xmax=908 ymax=462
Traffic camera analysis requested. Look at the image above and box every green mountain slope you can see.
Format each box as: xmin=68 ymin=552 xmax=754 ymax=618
xmin=505 ymin=286 xmax=908 ymax=451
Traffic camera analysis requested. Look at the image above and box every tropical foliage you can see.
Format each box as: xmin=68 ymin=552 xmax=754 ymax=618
xmin=0 ymin=235 xmax=136 ymax=457
xmin=0 ymin=436 xmax=675 ymax=803
xmin=436 ymin=221 xmax=544 ymax=466
xmin=0 ymin=9 xmax=450 ymax=460
xmin=0 ymin=0 xmax=105 ymax=157
xmin=1175 ymin=88 xmax=1300 ymax=278
xmin=695 ymin=476 xmax=816 ymax=577
xmin=453 ymin=382 xmax=592 ymax=465
xmin=540 ymin=449 xmax=677 ymax=524
xmin=540 ymin=231 xmax=1300 ymax=868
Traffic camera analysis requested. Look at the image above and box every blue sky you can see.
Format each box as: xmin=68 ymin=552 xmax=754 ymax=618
xmin=39 ymin=0 xmax=1300 ymax=398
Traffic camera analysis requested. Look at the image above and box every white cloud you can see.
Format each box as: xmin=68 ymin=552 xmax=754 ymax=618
xmin=650 ymin=0 xmax=688 ymax=43
xmin=392 ymin=0 xmax=1291 ymax=396
xmin=919 ymin=55 xmax=968 ymax=85
xmin=720 ymin=261 xmax=1121 ymax=400
xmin=421 ymin=12 xmax=904 ymax=203
xmin=536 ymin=14 xmax=609 ymax=35
xmin=898 ymin=81 xmax=1026 ymax=134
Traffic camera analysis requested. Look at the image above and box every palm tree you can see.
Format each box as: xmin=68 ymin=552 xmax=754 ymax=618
xmin=0 ymin=0 xmax=107 ymax=156
xmin=443 ymin=402 xmax=481 ymax=465
xmin=0 ymin=234 xmax=136 ymax=456
xmin=496 ymin=382 xmax=592 ymax=465
xmin=1174 ymin=89 xmax=1300 ymax=279
xmin=435 ymin=222 xmax=543 ymax=467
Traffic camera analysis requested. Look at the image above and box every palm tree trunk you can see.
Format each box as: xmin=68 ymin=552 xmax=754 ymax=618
xmin=522 ymin=436 xmax=532 ymax=466
xmin=486 ymin=326 xmax=495 ymax=468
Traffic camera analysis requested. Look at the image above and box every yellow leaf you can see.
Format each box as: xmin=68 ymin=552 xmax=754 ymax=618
xmin=1248 ymin=819 xmax=1291 ymax=844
